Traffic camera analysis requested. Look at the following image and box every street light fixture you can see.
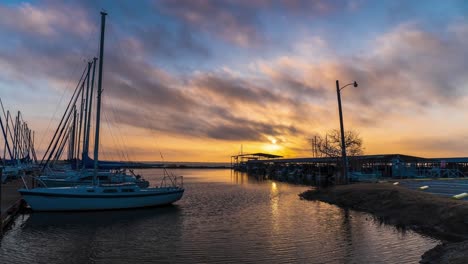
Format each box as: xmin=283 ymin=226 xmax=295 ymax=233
xmin=336 ymin=80 xmax=358 ymax=184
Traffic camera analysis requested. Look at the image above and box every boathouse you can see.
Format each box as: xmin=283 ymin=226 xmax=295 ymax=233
xmin=233 ymin=153 xmax=468 ymax=182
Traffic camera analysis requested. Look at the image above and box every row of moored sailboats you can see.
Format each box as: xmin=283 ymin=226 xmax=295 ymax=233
xmin=16 ymin=12 xmax=184 ymax=211
xmin=0 ymin=103 xmax=37 ymax=183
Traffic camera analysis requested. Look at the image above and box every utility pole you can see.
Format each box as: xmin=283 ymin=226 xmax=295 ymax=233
xmin=335 ymin=80 xmax=358 ymax=184
xmin=336 ymin=80 xmax=347 ymax=184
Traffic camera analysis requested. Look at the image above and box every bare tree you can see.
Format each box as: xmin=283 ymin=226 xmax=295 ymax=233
xmin=314 ymin=129 xmax=364 ymax=158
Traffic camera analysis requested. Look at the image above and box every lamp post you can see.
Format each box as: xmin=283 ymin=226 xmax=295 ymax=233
xmin=336 ymin=80 xmax=358 ymax=184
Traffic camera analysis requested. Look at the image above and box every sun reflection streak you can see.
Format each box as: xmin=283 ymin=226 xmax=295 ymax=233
xmin=270 ymin=181 xmax=280 ymax=232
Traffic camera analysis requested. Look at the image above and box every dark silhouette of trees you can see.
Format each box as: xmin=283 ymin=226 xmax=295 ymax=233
xmin=313 ymin=129 xmax=364 ymax=158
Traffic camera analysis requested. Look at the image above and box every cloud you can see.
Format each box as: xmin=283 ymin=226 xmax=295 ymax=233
xmin=102 ymin=64 xmax=304 ymax=142
xmin=0 ymin=2 xmax=93 ymax=37
xmin=16 ymin=14 xmax=467 ymax=146
xmin=115 ymin=19 xmax=211 ymax=60
xmin=0 ymin=1 xmax=305 ymax=144
xmin=361 ymin=23 xmax=468 ymax=103
xmin=190 ymin=73 xmax=288 ymax=106
xmin=250 ymin=21 xmax=468 ymax=127
xmin=0 ymin=2 xmax=101 ymax=92
xmin=393 ymin=135 xmax=468 ymax=157
xmin=0 ymin=2 xmax=215 ymax=116
xmin=155 ymin=0 xmax=341 ymax=47
xmin=108 ymin=99 xmax=299 ymax=142
xmin=2 ymin=1 xmax=468 ymax=160
xmin=255 ymin=56 xmax=329 ymax=100
xmin=156 ymin=0 xmax=263 ymax=47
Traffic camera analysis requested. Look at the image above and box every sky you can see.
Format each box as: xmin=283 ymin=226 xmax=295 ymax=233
xmin=1 ymin=0 xmax=468 ymax=162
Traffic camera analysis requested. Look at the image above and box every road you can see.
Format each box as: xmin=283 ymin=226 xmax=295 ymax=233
xmin=399 ymin=179 xmax=468 ymax=200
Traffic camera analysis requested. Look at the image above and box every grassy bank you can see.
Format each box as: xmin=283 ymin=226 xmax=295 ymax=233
xmin=300 ymin=183 xmax=468 ymax=263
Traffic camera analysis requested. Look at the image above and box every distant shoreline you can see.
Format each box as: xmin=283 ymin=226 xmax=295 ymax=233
xmin=134 ymin=165 xmax=231 ymax=169
xmin=57 ymin=160 xmax=231 ymax=169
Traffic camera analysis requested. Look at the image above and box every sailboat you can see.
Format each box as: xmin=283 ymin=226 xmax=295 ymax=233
xmin=18 ymin=12 xmax=184 ymax=211
xmin=33 ymin=56 xmax=149 ymax=188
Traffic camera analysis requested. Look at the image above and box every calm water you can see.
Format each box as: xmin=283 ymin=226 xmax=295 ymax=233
xmin=1 ymin=169 xmax=438 ymax=263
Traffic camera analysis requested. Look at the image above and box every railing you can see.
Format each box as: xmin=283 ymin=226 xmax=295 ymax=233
xmin=159 ymin=168 xmax=184 ymax=188
xmin=417 ymin=168 xmax=466 ymax=178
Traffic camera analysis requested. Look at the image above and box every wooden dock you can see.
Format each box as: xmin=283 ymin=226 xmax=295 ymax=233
xmin=1 ymin=179 xmax=26 ymax=232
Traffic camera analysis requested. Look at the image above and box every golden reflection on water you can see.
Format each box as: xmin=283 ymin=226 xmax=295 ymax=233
xmin=270 ymin=181 xmax=280 ymax=233
xmin=230 ymin=170 xmax=250 ymax=184
xmin=270 ymin=182 xmax=279 ymax=215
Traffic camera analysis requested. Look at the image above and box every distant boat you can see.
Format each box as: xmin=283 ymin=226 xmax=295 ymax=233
xmin=19 ymin=12 xmax=184 ymax=211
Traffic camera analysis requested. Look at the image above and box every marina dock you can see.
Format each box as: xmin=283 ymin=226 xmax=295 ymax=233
xmin=0 ymin=178 xmax=25 ymax=232
xmin=232 ymin=153 xmax=468 ymax=185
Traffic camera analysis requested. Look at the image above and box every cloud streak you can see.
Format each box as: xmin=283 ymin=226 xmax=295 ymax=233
xmin=155 ymin=0 xmax=342 ymax=47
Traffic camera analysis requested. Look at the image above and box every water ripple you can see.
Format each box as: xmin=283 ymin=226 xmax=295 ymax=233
xmin=0 ymin=169 xmax=438 ymax=263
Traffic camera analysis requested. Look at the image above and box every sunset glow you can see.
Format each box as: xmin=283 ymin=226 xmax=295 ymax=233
xmin=1 ymin=1 xmax=468 ymax=162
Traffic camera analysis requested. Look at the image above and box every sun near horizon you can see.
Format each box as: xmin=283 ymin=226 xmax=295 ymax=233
xmin=1 ymin=1 xmax=468 ymax=162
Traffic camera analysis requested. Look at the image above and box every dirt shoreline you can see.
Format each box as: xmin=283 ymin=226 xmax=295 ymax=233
xmin=299 ymin=183 xmax=468 ymax=263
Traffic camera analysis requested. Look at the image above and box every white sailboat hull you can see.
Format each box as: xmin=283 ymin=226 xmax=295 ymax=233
xmin=18 ymin=185 xmax=184 ymax=211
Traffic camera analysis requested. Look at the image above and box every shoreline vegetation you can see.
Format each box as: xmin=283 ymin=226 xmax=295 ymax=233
xmin=299 ymin=183 xmax=468 ymax=264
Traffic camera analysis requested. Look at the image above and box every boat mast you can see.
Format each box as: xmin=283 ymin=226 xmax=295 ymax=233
xmin=83 ymin=57 xmax=97 ymax=168
xmin=93 ymin=11 xmax=107 ymax=182
xmin=70 ymin=107 xmax=77 ymax=161
xmin=81 ymin=61 xmax=92 ymax=167
xmin=32 ymin=130 xmax=37 ymax=163
xmin=0 ymin=113 xmax=12 ymax=161
xmin=76 ymin=78 xmax=86 ymax=169
xmin=14 ymin=112 xmax=19 ymax=163
xmin=40 ymin=65 xmax=87 ymax=167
